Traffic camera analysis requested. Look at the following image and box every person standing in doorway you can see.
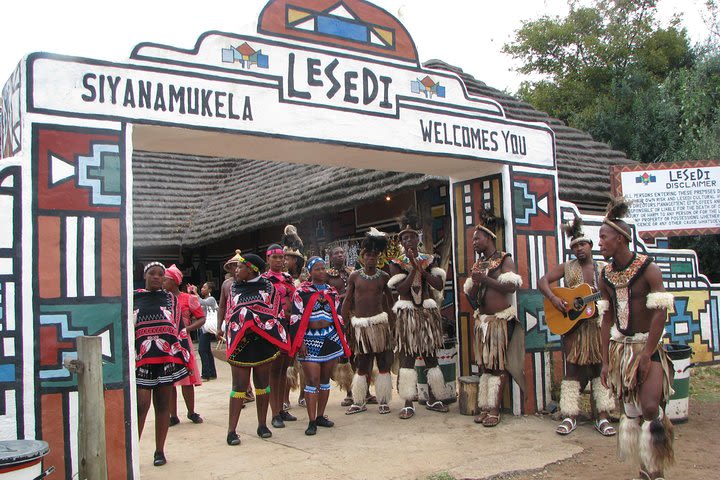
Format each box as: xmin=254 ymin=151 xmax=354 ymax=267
xmin=163 ymin=265 xmax=205 ymax=426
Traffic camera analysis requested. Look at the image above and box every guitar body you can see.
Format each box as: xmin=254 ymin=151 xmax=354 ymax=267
xmin=544 ymin=283 xmax=599 ymax=336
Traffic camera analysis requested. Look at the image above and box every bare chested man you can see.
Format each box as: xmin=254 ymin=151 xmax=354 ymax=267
xmin=388 ymin=209 xmax=452 ymax=419
xmin=598 ymin=198 xmax=675 ymax=480
xmin=342 ymin=229 xmax=395 ymax=415
xmin=463 ymin=210 xmax=524 ymax=427
xmin=538 ymin=216 xmax=615 ymax=437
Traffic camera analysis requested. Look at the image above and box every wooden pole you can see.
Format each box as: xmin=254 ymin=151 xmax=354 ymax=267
xmin=77 ymin=336 xmax=108 ymax=480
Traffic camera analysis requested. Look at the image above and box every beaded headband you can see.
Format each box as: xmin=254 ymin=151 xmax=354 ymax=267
xmin=143 ymin=261 xmax=165 ymax=275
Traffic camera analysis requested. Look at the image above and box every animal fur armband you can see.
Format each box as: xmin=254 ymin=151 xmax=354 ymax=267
xmin=463 ymin=277 xmax=475 ymax=295
xmin=497 ymin=271 xmax=523 ymax=287
xmin=596 ymin=300 xmax=610 ymax=319
xmin=387 ymin=273 xmax=407 ymax=289
xmin=646 ymin=292 xmax=674 ymax=311
xmin=430 ymin=267 xmax=447 ymax=281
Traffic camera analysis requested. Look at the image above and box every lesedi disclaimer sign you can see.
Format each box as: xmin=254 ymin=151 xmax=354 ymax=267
xmin=610 ymin=160 xmax=720 ymax=239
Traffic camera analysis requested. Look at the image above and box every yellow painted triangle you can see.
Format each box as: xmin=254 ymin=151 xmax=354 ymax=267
xmin=288 ymin=8 xmax=312 ymax=24
xmin=372 ymin=27 xmax=393 ymax=46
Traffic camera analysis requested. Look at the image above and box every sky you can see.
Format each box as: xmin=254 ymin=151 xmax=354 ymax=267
xmin=0 ymin=0 xmax=712 ymax=93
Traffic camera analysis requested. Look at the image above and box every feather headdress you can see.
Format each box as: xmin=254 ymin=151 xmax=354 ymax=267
xmin=361 ymin=227 xmax=389 ymax=253
xmin=281 ymin=225 xmax=305 ymax=258
xmin=475 ymin=209 xmax=498 ymax=239
xmin=398 ymin=208 xmax=422 ymax=237
xmin=562 ymin=216 xmax=592 ymax=247
xmin=603 ymin=197 xmax=632 ymax=241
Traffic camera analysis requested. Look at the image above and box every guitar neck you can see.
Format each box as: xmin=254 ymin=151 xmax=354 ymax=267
xmin=582 ymin=292 xmax=602 ymax=304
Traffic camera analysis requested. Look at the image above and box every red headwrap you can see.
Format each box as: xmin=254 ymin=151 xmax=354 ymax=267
xmin=164 ymin=264 xmax=183 ymax=286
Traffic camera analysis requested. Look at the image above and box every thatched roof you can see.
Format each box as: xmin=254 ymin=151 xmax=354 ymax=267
xmin=133 ymin=60 xmax=633 ymax=249
xmin=133 ymin=152 xmax=441 ymax=248
xmin=423 ymin=60 xmax=634 ymax=209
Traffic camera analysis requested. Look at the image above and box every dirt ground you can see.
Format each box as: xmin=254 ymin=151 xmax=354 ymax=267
xmin=139 ymin=356 xmax=720 ymax=480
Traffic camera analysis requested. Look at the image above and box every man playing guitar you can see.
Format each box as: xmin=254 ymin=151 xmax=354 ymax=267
xmin=539 ymin=216 xmax=616 ymax=437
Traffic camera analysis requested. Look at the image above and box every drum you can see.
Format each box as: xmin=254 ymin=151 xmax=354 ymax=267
xmin=458 ymin=375 xmax=480 ymax=415
xmin=0 ymin=440 xmax=52 ymax=479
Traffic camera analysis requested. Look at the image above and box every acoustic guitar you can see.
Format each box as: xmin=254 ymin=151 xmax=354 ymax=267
xmin=543 ymin=283 xmax=602 ymax=336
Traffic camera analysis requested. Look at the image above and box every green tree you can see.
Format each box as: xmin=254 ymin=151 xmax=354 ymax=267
xmin=504 ymin=0 xmax=720 ymax=280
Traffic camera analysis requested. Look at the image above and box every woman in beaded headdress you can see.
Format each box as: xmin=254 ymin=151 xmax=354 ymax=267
xmin=134 ymin=262 xmax=190 ymax=467
xmin=263 ymin=242 xmax=299 ymax=428
xmin=387 ymin=208 xmax=452 ymax=419
xmin=218 ymin=253 xmax=290 ymax=446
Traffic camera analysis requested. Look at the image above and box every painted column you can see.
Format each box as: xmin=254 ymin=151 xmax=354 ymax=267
xmin=1 ymin=60 xmax=137 ymax=479
xmin=453 ymin=166 xmax=564 ymax=415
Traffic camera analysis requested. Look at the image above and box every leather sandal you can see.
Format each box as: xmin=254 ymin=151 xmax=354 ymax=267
xmin=595 ymin=418 xmax=616 ymax=436
xmin=556 ymin=417 xmax=577 ymax=435
xmin=399 ymin=406 xmax=415 ymax=419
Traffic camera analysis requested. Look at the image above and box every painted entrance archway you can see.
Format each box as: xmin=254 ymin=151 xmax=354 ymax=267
xmin=1 ymin=1 xmax=718 ymax=478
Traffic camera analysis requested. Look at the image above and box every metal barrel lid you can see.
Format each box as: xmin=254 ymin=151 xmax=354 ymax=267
xmin=0 ymin=440 xmax=49 ymax=466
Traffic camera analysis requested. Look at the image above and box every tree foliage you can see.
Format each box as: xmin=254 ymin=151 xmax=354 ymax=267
xmin=504 ymin=0 xmax=720 ymax=281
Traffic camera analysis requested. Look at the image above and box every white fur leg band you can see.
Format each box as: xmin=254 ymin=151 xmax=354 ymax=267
xmin=486 ymin=375 xmax=501 ymax=409
xmin=646 ymin=292 xmax=674 ymax=311
xmin=477 ymin=374 xmax=490 ymax=409
xmin=375 ymin=372 xmax=393 ymax=405
xmin=351 ymin=373 xmax=368 ymax=406
xmin=427 ymin=366 xmax=453 ymax=401
xmin=397 ymin=368 xmax=418 ymax=401
xmin=618 ymin=415 xmax=641 ymax=463
xmin=559 ymin=380 xmax=581 ymax=417
xmin=497 ymin=271 xmax=523 ymax=287
xmin=591 ymin=377 xmax=615 ymax=413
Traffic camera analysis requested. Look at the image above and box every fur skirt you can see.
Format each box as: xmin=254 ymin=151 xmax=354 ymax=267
xmin=351 ymin=312 xmax=393 ymax=354
xmin=393 ymin=299 xmax=444 ymax=356
xmin=563 ymin=317 xmax=603 ymax=366
xmin=474 ymin=306 xmax=517 ymax=371
xmin=607 ymin=327 xmax=674 ymax=407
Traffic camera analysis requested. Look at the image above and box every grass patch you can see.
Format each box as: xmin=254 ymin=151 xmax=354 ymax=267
xmin=426 ymin=473 xmax=455 ymax=480
xmin=689 ymin=365 xmax=720 ymax=402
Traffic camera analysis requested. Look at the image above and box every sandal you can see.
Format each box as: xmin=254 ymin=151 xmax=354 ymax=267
xmin=187 ymin=412 xmax=203 ymax=424
xmin=473 ymin=410 xmax=489 ymax=424
xmin=482 ymin=414 xmax=500 ymax=427
xmin=256 ymin=425 xmax=272 ymax=439
xmin=556 ymin=417 xmax=577 ymax=435
xmin=425 ymin=401 xmax=449 ymax=413
xmin=345 ymin=404 xmax=367 ymax=415
xmin=315 ymin=415 xmax=334 ymax=428
xmin=378 ymin=404 xmax=391 ymax=414
xmin=226 ymin=431 xmax=241 ymax=446
xmin=595 ymin=418 xmax=617 ymax=437
xmin=298 ymin=398 xmax=306 ymax=407
xmin=365 ymin=395 xmax=378 ymax=405
xmin=169 ymin=416 xmax=180 ymax=427
xmin=399 ymin=406 xmax=415 ymax=419
xmin=341 ymin=396 xmax=354 ymax=407
xmin=153 ymin=451 xmax=166 ymax=467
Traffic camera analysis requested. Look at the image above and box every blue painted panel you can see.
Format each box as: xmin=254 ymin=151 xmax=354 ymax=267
xmin=317 ymin=16 xmax=368 ymax=42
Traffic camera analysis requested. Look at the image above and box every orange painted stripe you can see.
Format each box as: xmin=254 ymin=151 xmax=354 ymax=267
xmin=516 ymin=235 xmax=529 ymax=287
xmin=41 ymin=393 xmax=66 ymax=477
xmin=101 ymin=218 xmax=121 ymax=297
xmin=38 ymin=216 xmax=61 ymax=298
xmin=104 ymin=389 xmax=128 ymax=480
xmin=523 ymin=353 xmax=536 ymax=414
